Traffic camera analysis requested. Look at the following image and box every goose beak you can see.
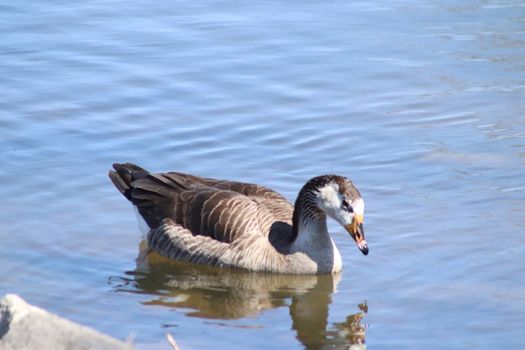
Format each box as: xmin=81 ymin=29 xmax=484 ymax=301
xmin=345 ymin=215 xmax=368 ymax=255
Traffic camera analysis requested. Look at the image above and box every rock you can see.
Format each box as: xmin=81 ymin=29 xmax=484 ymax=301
xmin=0 ymin=294 xmax=131 ymax=350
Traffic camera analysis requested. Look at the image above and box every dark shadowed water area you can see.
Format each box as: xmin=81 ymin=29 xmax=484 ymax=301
xmin=1 ymin=0 xmax=524 ymax=349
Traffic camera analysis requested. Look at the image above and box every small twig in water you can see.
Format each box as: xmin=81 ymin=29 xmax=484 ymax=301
xmin=166 ymin=332 xmax=180 ymax=350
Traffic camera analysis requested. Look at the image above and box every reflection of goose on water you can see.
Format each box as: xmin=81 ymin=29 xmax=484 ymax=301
xmin=109 ymin=163 xmax=368 ymax=274
xmin=112 ymin=251 xmax=367 ymax=348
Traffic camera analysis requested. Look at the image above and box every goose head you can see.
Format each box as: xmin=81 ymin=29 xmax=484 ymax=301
xmin=312 ymin=175 xmax=368 ymax=255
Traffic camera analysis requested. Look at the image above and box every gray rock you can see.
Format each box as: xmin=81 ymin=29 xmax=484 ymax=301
xmin=0 ymin=294 xmax=131 ymax=350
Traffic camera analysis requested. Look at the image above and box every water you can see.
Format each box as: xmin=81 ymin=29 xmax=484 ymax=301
xmin=1 ymin=0 xmax=524 ymax=349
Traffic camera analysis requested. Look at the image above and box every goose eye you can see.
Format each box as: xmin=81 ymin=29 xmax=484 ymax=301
xmin=342 ymin=199 xmax=353 ymax=212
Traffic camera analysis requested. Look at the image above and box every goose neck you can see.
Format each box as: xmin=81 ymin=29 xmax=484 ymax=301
xmin=292 ymin=187 xmax=326 ymax=241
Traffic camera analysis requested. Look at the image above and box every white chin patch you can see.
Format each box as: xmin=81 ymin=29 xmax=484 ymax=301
xmin=352 ymin=198 xmax=365 ymax=216
xmin=133 ymin=205 xmax=151 ymax=237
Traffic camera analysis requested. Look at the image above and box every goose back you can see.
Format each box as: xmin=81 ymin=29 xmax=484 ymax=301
xmin=109 ymin=164 xmax=295 ymax=245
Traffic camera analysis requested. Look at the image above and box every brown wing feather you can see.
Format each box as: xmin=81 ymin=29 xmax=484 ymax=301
xmin=163 ymin=172 xmax=294 ymax=224
xmin=109 ymin=163 xmax=294 ymax=245
xmin=210 ymin=181 xmax=294 ymax=224
xmin=183 ymin=177 xmax=295 ymax=244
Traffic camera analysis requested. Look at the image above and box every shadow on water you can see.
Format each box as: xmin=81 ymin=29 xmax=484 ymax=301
xmin=110 ymin=241 xmax=368 ymax=349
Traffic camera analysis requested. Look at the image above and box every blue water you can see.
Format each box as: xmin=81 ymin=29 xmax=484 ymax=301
xmin=1 ymin=0 xmax=524 ymax=349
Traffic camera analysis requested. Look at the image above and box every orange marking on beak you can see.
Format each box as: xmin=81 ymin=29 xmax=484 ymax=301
xmin=345 ymin=215 xmax=368 ymax=255
xmin=348 ymin=215 xmax=363 ymax=235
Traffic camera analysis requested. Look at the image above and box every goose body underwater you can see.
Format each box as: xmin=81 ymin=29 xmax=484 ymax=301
xmin=109 ymin=163 xmax=368 ymax=274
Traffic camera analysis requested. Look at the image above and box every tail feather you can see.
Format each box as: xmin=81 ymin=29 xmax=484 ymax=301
xmin=109 ymin=163 xmax=149 ymax=200
xmin=109 ymin=163 xmax=181 ymax=228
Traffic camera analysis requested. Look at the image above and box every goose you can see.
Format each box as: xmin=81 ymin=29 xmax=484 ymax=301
xmin=109 ymin=163 xmax=368 ymax=274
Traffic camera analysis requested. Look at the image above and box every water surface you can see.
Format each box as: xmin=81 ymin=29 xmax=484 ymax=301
xmin=1 ymin=0 xmax=524 ymax=349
